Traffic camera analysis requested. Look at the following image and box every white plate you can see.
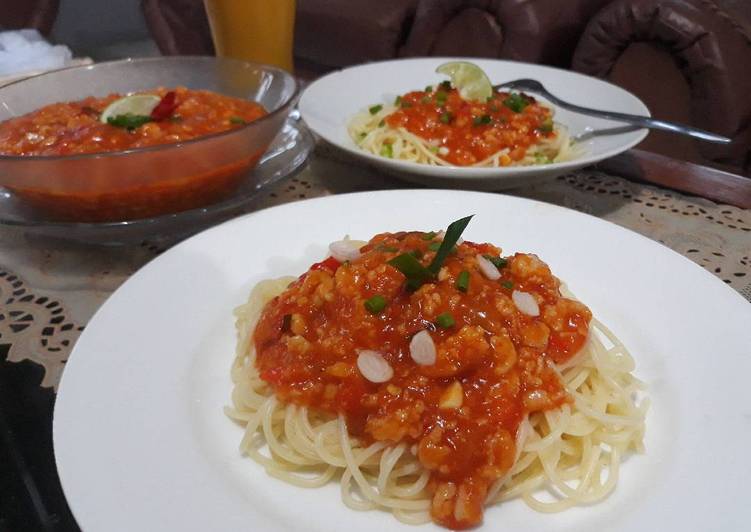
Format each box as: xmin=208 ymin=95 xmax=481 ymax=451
xmin=299 ymin=58 xmax=649 ymax=189
xmin=54 ymin=190 xmax=751 ymax=532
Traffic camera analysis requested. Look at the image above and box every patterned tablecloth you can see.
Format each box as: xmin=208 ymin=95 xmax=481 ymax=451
xmin=1 ymin=147 xmax=749 ymax=390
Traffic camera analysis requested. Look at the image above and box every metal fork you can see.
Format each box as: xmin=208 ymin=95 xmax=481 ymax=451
xmin=495 ymin=79 xmax=732 ymax=144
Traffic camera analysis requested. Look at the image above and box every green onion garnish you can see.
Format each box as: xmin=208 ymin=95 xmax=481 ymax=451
xmin=229 ymin=116 xmax=247 ymax=125
xmin=428 ymin=242 xmax=441 ymax=252
xmin=106 ymin=113 xmax=152 ymax=130
xmin=427 ymin=215 xmax=473 ymax=275
xmin=473 ymin=115 xmax=492 ymax=126
xmin=456 ymin=270 xmax=470 ymax=292
xmin=380 ymin=143 xmax=393 ymax=158
xmin=388 ymin=253 xmax=433 ymax=291
xmin=409 ymin=249 xmax=424 ymax=259
xmin=436 ymin=92 xmax=448 ymax=106
xmin=429 ymin=146 xmax=439 ymax=154
xmin=483 ymin=254 xmax=507 ymax=269
xmin=425 ymin=85 xmax=433 ymax=93
xmin=503 ymin=93 xmax=528 ymax=113
xmin=422 ymin=231 xmax=437 ymax=240
xmin=378 ymin=119 xmax=385 ymax=127
xmin=436 ymin=312 xmax=455 ymax=328
xmin=376 ymin=244 xmax=399 ymax=252
xmin=369 ymin=104 xmax=383 ymax=115
xmin=394 ymin=95 xmax=402 ymax=105
xmin=364 ymin=295 xmax=387 ymax=314
xmin=440 ymin=80 xmax=451 ymax=91
xmin=439 ymin=111 xmax=452 ymax=124
xmin=389 ymin=216 xmax=473 ymax=291
xmin=537 ymin=118 xmax=553 ymax=132
xmin=501 ymin=280 xmax=514 ymax=289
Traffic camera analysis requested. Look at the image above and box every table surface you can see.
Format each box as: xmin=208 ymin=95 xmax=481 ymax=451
xmin=1 ymin=143 xmax=749 ymax=531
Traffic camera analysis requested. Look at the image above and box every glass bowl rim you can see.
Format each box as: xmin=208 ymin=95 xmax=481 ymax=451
xmin=0 ymin=56 xmax=300 ymax=162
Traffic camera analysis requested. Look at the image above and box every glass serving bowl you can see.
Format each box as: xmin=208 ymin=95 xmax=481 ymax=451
xmin=0 ymin=56 xmax=299 ymax=222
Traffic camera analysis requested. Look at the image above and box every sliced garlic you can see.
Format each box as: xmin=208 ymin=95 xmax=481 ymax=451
xmin=512 ymin=290 xmax=540 ymax=317
xmin=410 ymin=330 xmax=437 ymax=365
xmin=356 ymin=350 xmax=393 ymax=383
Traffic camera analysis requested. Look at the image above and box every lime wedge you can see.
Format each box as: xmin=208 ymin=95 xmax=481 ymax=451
xmin=99 ymin=94 xmax=161 ymax=124
xmin=436 ymin=61 xmax=493 ymax=102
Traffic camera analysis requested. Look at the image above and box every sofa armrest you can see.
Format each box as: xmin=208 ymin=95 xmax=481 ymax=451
xmin=572 ymin=0 xmax=751 ymax=171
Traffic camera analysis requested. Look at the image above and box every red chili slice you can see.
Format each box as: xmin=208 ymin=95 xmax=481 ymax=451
xmin=149 ymin=91 xmax=178 ymax=121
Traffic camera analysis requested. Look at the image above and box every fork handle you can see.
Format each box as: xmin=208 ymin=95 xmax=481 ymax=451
xmin=543 ymin=93 xmax=732 ymax=144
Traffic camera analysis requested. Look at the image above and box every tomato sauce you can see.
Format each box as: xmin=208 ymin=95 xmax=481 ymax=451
xmin=0 ymin=87 xmax=266 ymax=156
xmin=254 ymin=231 xmax=591 ymax=529
xmin=384 ymin=87 xmax=555 ymax=166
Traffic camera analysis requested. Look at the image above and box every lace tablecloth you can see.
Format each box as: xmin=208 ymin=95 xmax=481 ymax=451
xmin=1 ymin=149 xmax=749 ymax=390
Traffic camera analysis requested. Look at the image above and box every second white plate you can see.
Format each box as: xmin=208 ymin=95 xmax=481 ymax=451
xmin=299 ymin=58 xmax=648 ymax=189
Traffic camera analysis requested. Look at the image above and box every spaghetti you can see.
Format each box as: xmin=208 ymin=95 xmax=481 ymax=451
xmin=227 ymin=227 xmax=646 ymax=528
xmin=348 ymin=86 xmax=577 ymax=167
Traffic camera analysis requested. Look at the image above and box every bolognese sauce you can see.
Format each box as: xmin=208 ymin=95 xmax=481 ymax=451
xmin=384 ymin=87 xmax=556 ymax=166
xmin=253 ymin=230 xmax=591 ymax=529
xmin=0 ymin=86 xmax=266 ymax=156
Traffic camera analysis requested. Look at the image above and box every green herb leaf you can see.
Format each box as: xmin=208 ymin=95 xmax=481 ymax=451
xmin=106 ymin=113 xmax=152 ymax=130
xmin=503 ymin=93 xmax=528 ymax=113
xmin=483 ymin=254 xmax=507 ymax=269
xmin=501 ymin=280 xmax=514 ymax=289
xmin=378 ymin=119 xmax=385 ymax=127
xmin=428 ymin=215 xmax=473 ymax=275
xmin=422 ymin=231 xmax=437 ymax=241
xmin=380 ymin=143 xmax=393 ymax=158
xmin=436 ymin=92 xmax=448 ymax=106
xmin=229 ymin=116 xmax=247 ymax=125
xmin=369 ymin=104 xmax=383 ymax=115
xmin=409 ymin=249 xmax=424 ymax=259
xmin=388 ymin=253 xmax=433 ymax=291
xmin=394 ymin=95 xmax=402 ymax=106
xmin=440 ymin=80 xmax=452 ymax=91
xmin=425 ymin=85 xmax=433 ymax=93
xmin=439 ymin=111 xmax=452 ymax=124
xmin=456 ymin=270 xmax=470 ymax=292
xmin=436 ymin=312 xmax=455 ymax=328
xmin=364 ymin=295 xmax=387 ymax=314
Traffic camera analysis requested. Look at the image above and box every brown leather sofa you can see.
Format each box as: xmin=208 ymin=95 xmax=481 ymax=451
xmin=142 ymin=0 xmax=751 ymax=176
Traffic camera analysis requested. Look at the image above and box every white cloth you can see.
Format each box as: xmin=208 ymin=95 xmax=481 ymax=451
xmin=0 ymin=29 xmax=73 ymax=76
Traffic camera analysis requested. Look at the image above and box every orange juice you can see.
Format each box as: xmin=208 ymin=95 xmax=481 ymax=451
xmin=204 ymin=0 xmax=296 ymax=72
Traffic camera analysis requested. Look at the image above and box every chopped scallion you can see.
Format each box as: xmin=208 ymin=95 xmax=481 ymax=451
xmin=388 ymin=253 xmax=433 ymax=291
xmin=378 ymin=119 xmax=385 ymax=127
xmin=364 ymin=295 xmax=387 ymax=314
xmin=229 ymin=116 xmax=247 ymax=125
xmin=501 ymin=280 xmax=514 ymax=289
xmin=473 ymin=114 xmax=492 ymax=126
xmin=440 ymin=80 xmax=452 ymax=91
xmin=380 ymin=143 xmax=393 ymax=158
xmin=503 ymin=93 xmax=528 ymax=113
xmin=436 ymin=92 xmax=448 ymax=106
xmin=428 ymin=216 xmax=473 ymax=275
xmin=369 ymin=104 xmax=383 ymax=115
xmin=425 ymin=85 xmax=433 ymax=93
xmin=483 ymin=254 xmax=507 ymax=269
xmin=394 ymin=95 xmax=402 ymax=105
xmin=439 ymin=111 xmax=452 ymax=124
xmin=436 ymin=312 xmax=455 ymax=328
xmin=456 ymin=270 xmax=470 ymax=292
